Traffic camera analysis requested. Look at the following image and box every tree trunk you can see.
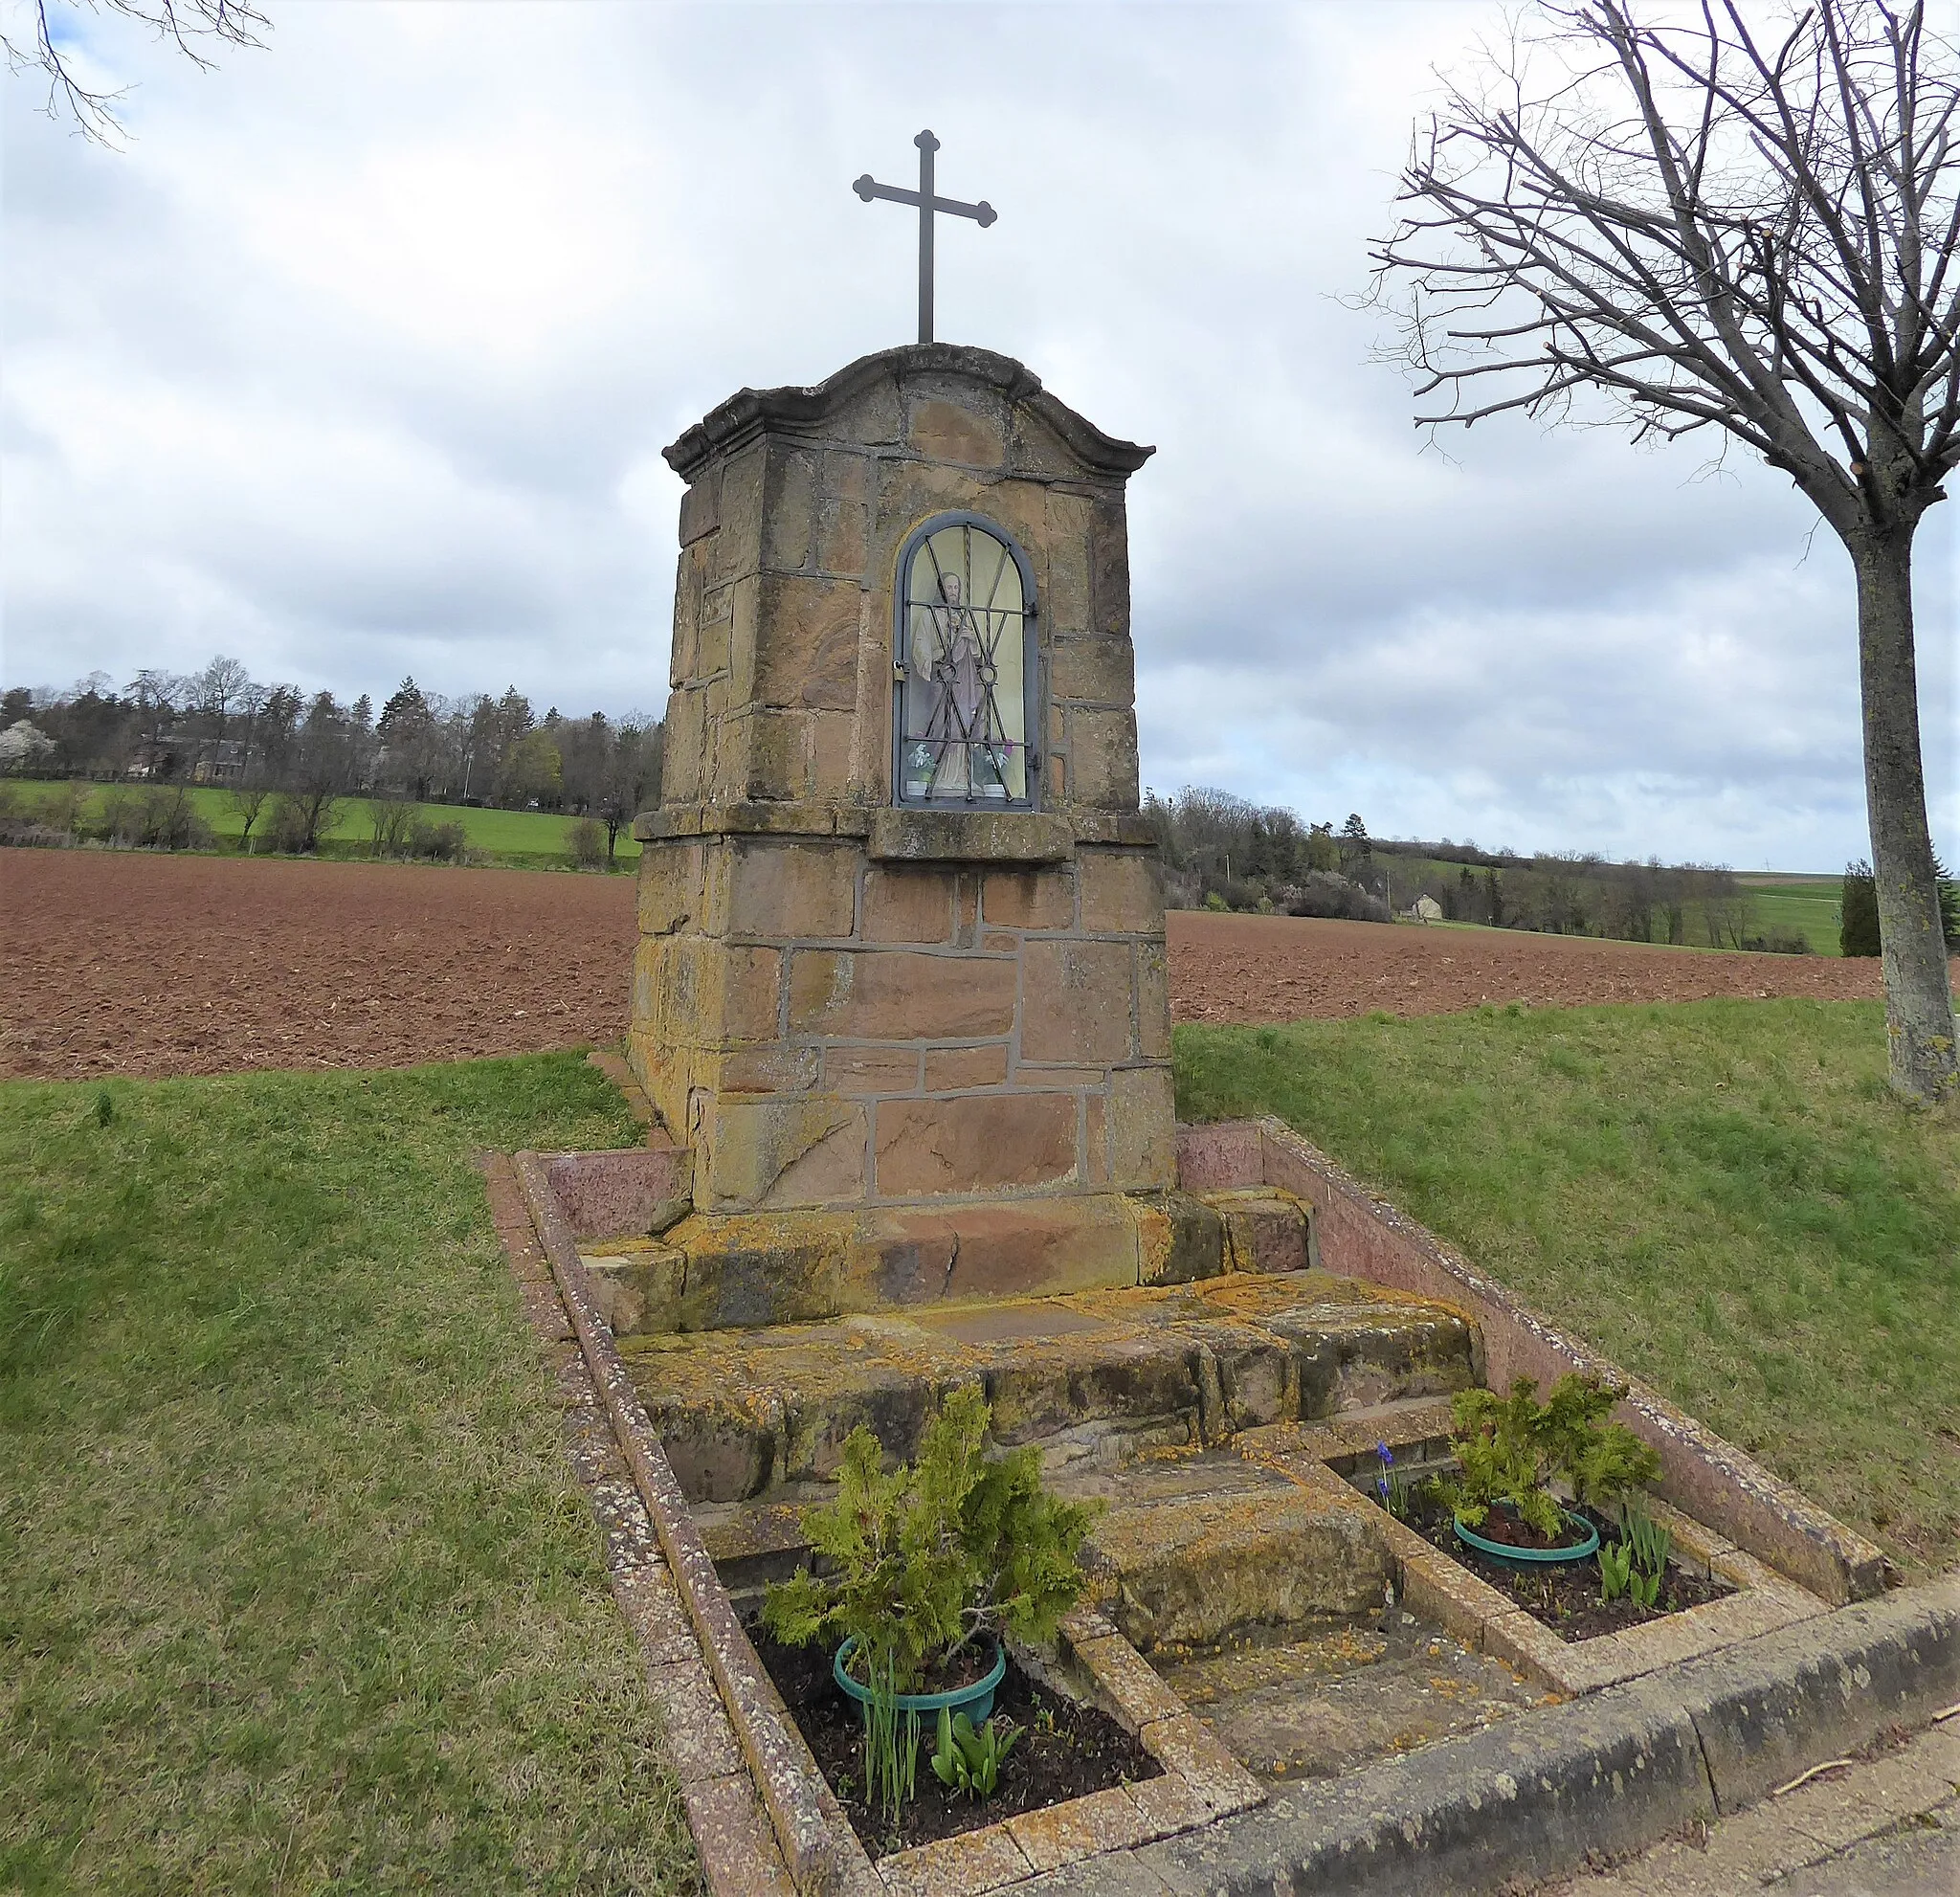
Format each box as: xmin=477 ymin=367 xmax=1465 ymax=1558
xmin=1852 ymin=531 xmax=1957 ymax=1103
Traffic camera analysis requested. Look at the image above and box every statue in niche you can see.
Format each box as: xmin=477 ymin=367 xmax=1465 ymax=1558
xmin=913 ymin=571 xmax=990 ymax=795
xmin=898 ymin=520 xmax=1029 ymax=805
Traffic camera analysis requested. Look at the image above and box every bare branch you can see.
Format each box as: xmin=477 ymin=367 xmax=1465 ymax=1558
xmin=1368 ymin=0 xmax=1960 ymax=543
xmin=2 ymin=0 xmax=268 ymax=144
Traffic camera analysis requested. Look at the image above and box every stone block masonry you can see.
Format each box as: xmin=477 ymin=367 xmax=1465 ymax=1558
xmin=631 ymin=344 xmax=1177 ymax=1222
xmin=631 ymin=833 xmax=1173 ymax=1212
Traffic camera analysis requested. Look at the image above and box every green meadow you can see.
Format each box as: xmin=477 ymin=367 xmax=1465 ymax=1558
xmin=1738 ymin=875 xmax=1845 ymax=956
xmin=46 ymin=783 xmax=641 ymax=867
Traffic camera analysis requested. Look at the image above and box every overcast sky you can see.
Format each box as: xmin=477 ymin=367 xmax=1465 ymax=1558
xmin=4 ymin=1 xmax=1953 ymax=871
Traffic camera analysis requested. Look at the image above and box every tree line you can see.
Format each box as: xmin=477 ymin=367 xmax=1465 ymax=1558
xmin=0 ymin=659 xmax=663 ymax=865
xmin=1147 ymin=787 xmax=1806 ymax=951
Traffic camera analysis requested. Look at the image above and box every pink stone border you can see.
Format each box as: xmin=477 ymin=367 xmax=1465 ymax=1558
xmin=1185 ymin=1117 xmax=1890 ymax=1605
xmin=512 ymin=1150 xmax=879 ymax=1897
xmin=546 ymin=1144 xmax=692 ymax=1244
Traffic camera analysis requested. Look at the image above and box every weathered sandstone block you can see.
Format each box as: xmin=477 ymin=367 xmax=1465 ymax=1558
xmin=873 ymin=1091 xmax=1079 ymax=1196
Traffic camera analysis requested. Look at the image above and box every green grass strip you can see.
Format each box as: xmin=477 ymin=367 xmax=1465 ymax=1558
xmin=50 ymin=784 xmax=642 ymax=866
xmin=1175 ymin=999 xmax=1960 ymax=1572
xmin=0 ymin=1055 xmax=698 ymax=1895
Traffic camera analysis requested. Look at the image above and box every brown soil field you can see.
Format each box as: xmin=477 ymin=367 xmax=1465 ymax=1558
xmin=0 ymin=850 xmax=1894 ymax=1082
xmin=1 ymin=851 xmax=638 ymax=1081
xmin=1169 ymin=909 xmax=1889 ymax=1026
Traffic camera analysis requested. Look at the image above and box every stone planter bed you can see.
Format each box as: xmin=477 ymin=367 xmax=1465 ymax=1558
xmin=1402 ymin=1493 xmax=1734 ymax=1642
xmin=747 ymin=1622 xmax=1161 ymax=1857
xmin=501 ymin=1117 xmax=1896 ymax=1892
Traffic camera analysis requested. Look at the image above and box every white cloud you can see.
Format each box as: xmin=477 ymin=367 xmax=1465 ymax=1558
xmin=3 ymin=0 xmax=1952 ymax=868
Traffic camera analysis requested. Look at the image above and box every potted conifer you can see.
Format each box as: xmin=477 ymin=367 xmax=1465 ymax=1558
xmin=1444 ymin=1373 xmax=1660 ymax=1569
xmin=761 ymin=1386 xmax=1093 ymax=1817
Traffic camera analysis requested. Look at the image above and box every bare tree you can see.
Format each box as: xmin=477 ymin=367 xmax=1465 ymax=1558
xmin=5 ymin=0 xmax=268 ymax=145
xmin=1371 ymin=0 xmax=1959 ymax=1103
xmin=227 ymin=767 xmax=272 ymax=853
xmin=367 ymin=783 xmax=416 ymax=859
xmin=190 ymin=654 xmax=249 ymax=777
xmin=124 ymin=667 xmax=186 ymax=777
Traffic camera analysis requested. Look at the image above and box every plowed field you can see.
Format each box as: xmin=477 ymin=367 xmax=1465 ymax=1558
xmin=1169 ymin=910 xmax=1890 ymax=1025
xmin=1 ymin=850 xmax=1893 ymax=1081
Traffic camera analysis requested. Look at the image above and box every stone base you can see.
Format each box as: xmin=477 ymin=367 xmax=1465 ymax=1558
xmin=624 ymin=1271 xmax=1477 ymax=1508
xmin=577 ymin=1188 xmax=1285 ymax=1335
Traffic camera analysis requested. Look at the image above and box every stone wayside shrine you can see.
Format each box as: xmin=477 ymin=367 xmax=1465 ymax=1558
xmin=508 ymin=141 xmax=1910 ymax=1897
xmin=623 ymin=342 xmax=1216 ymax=1326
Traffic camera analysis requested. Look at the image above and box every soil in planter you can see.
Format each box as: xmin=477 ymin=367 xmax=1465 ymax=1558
xmin=1404 ymin=1498 xmax=1732 ymax=1642
xmin=748 ymin=1625 xmax=1162 ymax=1857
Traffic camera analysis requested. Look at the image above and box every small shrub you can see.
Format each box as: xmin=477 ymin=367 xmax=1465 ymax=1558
xmin=100 ymin=787 xmax=143 ymax=847
xmin=568 ymin=815 xmax=607 ymax=869
xmin=1203 ymin=890 xmax=1229 ymax=912
xmin=267 ymin=792 xmax=345 ymax=855
xmin=761 ymin=1387 xmax=1092 ymax=1695
xmin=141 ymin=786 xmax=212 ymax=851
xmin=1840 ymin=861 xmax=1880 ymax=957
xmin=39 ymin=781 xmax=88 ymax=839
xmin=1741 ymin=929 xmax=1812 ymax=954
xmin=368 ymin=793 xmax=417 ymax=859
xmin=409 ymin=818 xmax=467 ymax=863
xmin=100 ymin=785 xmax=211 ymax=851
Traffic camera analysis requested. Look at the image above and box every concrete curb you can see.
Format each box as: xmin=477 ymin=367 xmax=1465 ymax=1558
xmin=1677 ymin=1571 xmax=1960 ymax=1814
xmin=1020 ymin=1572 xmax=1960 ymax=1894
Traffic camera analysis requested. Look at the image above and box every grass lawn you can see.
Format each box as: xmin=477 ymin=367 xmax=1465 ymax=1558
xmin=0 ymin=1055 xmax=698 ymax=1895
xmin=1176 ymin=998 xmax=1960 ymax=1573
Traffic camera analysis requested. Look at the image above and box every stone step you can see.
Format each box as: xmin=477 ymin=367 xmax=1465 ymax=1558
xmin=1237 ymin=1393 xmax=1461 ymax=1471
xmin=1068 ymin=1454 xmax=1392 ymax=1653
xmin=625 ymin=1270 xmax=1477 ymax=1506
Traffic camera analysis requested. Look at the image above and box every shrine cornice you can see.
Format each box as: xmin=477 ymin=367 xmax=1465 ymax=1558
xmin=661 ymin=344 xmax=1155 ymax=483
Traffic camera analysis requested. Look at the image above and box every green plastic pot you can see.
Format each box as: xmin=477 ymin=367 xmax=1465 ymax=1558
xmin=832 ymin=1637 xmax=1006 ymax=1726
xmin=1453 ymin=1507 xmax=1600 ymax=1570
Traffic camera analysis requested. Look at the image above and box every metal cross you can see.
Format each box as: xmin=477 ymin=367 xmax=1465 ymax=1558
xmin=853 ymin=130 xmax=996 ymax=345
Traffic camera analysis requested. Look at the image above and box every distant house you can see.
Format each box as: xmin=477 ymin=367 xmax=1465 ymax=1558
xmin=1411 ymin=894 xmax=1444 ymax=924
xmin=192 ymin=738 xmax=251 ymax=785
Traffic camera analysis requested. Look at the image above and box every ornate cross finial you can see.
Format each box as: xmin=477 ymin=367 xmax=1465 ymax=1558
xmin=852 ymin=130 xmax=996 ymax=346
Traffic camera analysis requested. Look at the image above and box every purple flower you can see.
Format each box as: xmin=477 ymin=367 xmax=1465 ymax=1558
xmin=1376 ymin=1441 xmax=1394 ymax=1466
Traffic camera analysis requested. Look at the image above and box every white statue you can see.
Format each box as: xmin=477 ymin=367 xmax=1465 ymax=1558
xmin=912 ymin=570 xmax=991 ymax=795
